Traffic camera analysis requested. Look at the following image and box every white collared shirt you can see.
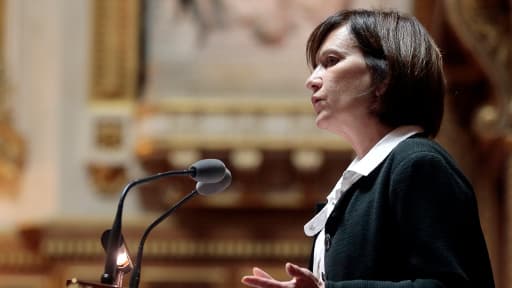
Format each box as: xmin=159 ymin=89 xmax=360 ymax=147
xmin=304 ymin=125 xmax=423 ymax=280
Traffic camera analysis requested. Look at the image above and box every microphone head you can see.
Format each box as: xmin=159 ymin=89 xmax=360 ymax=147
xmin=196 ymin=169 xmax=232 ymax=196
xmin=189 ymin=159 xmax=226 ymax=183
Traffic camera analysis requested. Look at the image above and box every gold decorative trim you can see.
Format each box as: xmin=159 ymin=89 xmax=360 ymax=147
xmin=90 ymin=0 xmax=139 ymax=101
xmin=136 ymin=135 xmax=350 ymax=153
xmin=137 ymin=97 xmax=313 ymax=115
xmin=0 ymin=251 xmax=44 ymax=269
xmin=42 ymin=238 xmax=310 ymax=259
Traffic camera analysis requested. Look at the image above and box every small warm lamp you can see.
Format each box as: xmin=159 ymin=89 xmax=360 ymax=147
xmin=101 ymin=229 xmax=133 ymax=286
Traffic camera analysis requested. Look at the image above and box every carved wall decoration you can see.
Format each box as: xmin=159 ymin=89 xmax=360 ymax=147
xmin=94 ymin=117 xmax=124 ymax=149
xmin=90 ymin=0 xmax=139 ymax=102
xmin=87 ymin=163 xmax=127 ymax=196
xmin=85 ymin=109 xmax=133 ymax=196
xmin=444 ymin=0 xmax=512 ymax=136
xmin=0 ymin=0 xmax=25 ymax=197
xmin=0 ymin=122 xmax=25 ymax=196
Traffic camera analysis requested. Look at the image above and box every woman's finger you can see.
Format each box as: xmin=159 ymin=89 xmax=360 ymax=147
xmin=253 ymin=267 xmax=274 ymax=279
xmin=241 ymin=275 xmax=291 ymax=288
xmin=285 ymin=263 xmax=323 ymax=288
xmin=285 ymin=263 xmax=310 ymax=278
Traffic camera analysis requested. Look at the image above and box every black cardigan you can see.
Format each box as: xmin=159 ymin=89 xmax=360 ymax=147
xmin=313 ymin=137 xmax=494 ymax=288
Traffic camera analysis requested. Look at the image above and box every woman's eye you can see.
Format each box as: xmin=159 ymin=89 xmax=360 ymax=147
xmin=324 ymin=56 xmax=339 ymax=67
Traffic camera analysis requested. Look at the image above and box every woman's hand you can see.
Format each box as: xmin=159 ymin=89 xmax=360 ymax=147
xmin=241 ymin=263 xmax=324 ymax=288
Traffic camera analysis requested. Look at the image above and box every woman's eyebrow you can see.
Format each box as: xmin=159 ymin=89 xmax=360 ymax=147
xmin=316 ymin=47 xmax=347 ymax=62
xmin=316 ymin=48 xmax=335 ymax=61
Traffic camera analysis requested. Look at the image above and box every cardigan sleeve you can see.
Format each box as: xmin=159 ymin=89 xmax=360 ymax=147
xmin=326 ymin=151 xmax=494 ymax=288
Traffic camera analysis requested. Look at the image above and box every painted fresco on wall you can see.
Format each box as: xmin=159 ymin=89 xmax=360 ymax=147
xmin=141 ymin=0 xmax=354 ymax=101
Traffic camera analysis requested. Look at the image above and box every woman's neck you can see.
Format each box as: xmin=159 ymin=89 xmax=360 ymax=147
xmin=340 ymin=119 xmax=393 ymax=159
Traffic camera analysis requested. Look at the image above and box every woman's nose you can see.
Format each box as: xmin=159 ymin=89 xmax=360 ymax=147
xmin=305 ymin=74 xmax=322 ymax=93
xmin=305 ymin=66 xmax=323 ymax=92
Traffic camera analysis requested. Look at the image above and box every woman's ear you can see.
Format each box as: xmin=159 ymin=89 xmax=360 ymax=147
xmin=375 ymin=77 xmax=389 ymax=97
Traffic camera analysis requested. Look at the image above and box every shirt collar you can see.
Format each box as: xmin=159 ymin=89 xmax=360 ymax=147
xmin=346 ymin=125 xmax=423 ymax=177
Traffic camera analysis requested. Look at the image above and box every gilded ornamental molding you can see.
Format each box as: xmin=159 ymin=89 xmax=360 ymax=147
xmin=90 ymin=0 xmax=139 ymax=102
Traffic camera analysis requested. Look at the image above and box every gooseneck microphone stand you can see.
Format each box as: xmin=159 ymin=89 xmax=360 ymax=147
xmin=101 ymin=169 xmax=194 ymax=284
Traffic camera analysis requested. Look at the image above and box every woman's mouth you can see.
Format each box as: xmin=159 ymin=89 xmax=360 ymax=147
xmin=311 ymin=96 xmax=325 ymax=113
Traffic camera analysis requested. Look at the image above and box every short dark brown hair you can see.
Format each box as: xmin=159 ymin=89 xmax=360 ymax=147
xmin=306 ymin=9 xmax=445 ymax=137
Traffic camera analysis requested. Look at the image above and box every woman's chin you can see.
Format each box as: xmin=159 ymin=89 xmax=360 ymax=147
xmin=315 ymin=117 xmax=329 ymax=130
xmin=315 ymin=117 xmax=339 ymax=135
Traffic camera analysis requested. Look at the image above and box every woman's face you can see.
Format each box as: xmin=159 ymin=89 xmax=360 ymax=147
xmin=305 ymin=25 xmax=374 ymax=135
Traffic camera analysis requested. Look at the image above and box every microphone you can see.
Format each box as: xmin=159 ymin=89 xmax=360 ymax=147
xmin=100 ymin=159 xmax=227 ymax=285
xmin=129 ymin=170 xmax=232 ymax=288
